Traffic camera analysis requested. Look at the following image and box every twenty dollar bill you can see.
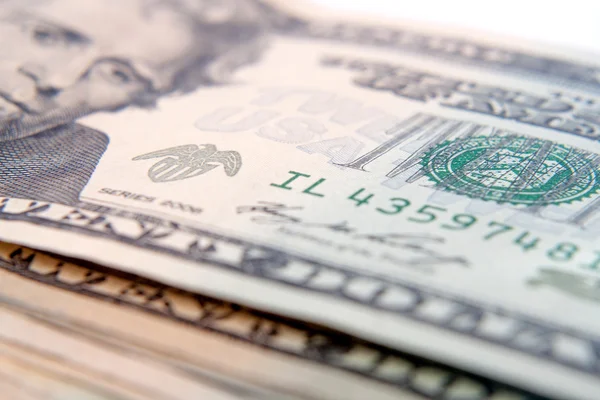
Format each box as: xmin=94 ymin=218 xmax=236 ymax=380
xmin=1 ymin=0 xmax=600 ymax=398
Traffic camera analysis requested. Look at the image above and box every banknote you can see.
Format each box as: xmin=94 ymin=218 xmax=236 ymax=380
xmin=0 ymin=337 xmax=164 ymax=400
xmin=0 ymin=242 xmax=541 ymax=400
xmin=1 ymin=0 xmax=600 ymax=398
xmin=0 ymin=310 xmax=301 ymax=400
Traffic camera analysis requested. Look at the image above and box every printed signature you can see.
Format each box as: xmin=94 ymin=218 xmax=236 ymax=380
xmin=237 ymin=201 xmax=469 ymax=268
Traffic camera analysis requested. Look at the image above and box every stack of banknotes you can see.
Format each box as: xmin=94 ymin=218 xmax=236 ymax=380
xmin=1 ymin=0 xmax=599 ymax=399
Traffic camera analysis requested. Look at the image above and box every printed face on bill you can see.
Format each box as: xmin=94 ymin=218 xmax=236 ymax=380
xmin=0 ymin=0 xmax=265 ymax=140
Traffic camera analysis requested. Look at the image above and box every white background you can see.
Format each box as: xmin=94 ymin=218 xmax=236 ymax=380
xmin=311 ymin=0 xmax=600 ymax=54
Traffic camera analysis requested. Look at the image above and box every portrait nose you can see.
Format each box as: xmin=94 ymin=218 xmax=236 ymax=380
xmin=20 ymin=57 xmax=95 ymax=94
xmin=17 ymin=63 xmax=59 ymax=101
xmin=1 ymin=63 xmax=41 ymax=104
xmin=18 ymin=63 xmax=46 ymax=82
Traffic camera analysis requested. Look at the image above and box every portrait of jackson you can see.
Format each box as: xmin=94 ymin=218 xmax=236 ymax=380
xmin=0 ymin=0 xmax=268 ymax=205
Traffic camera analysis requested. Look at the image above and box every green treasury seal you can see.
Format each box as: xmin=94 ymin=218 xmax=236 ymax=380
xmin=420 ymin=135 xmax=600 ymax=206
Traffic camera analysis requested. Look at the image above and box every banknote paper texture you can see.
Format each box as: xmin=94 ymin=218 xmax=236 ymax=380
xmin=0 ymin=242 xmax=540 ymax=400
xmin=1 ymin=0 xmax=600 ymax=399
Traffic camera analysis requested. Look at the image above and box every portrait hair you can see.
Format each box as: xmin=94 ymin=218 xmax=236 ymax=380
xmin=133 ymin=0 xmax=270 ymax=108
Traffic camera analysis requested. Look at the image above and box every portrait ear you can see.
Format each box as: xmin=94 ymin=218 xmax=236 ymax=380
xmin=203 ymin=35 xmax=269 ymax=84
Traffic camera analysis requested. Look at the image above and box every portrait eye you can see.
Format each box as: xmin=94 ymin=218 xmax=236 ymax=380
xmin=107 ymin=64 xmax=133 ymax=83
xmin=32 ymin=24 xmax=62 ymax=46
xmin=23 ymin=19 xmax=89 ymax=47
xmin=91 ymin=60 xmax=148 ymax=88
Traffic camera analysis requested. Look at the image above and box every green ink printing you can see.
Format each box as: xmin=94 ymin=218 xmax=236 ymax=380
xmin=420 ymin=135 xmax=600 ymax=206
